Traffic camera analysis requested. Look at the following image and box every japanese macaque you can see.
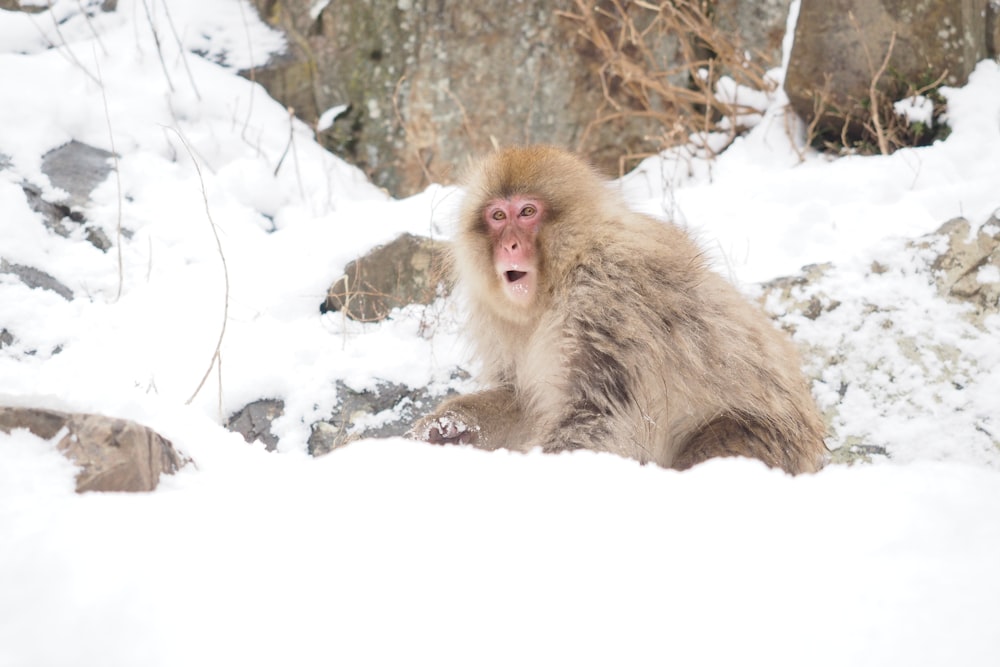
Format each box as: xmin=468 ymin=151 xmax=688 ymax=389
xmin=411 ymin=146 xmax=827 ymax=474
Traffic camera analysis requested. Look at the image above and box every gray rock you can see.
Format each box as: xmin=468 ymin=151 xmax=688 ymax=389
xmin=226 ymin=399 xmax=284 ymax=451
xmin=0 ymin=258 xmax=73 ymax=300
xmin=22 ymin=182 xmax=82 ymax=238
xmin=227 ymin=384 xmax=447 ymax=455
xmin=21 ymin=182 xmax=114 ymax=252
xmin=714 ymin=0 xmax=793 ymax=67
xmin=242 ymin=52 xmax=319 ymax=128
xmin=323 ymin=233 xmax=448 ymax=322
xmin=785 ymin=0 xmax=989 ymax=144
xmin=920 ymin=216 xmax=1000 ymax=320
xmin=0 ymin=407 xmax=188 ymax=493
xmin=308 ymin=379 xmax=455 ymax=456
xmin=759 ymin=263 xmax=839 ymax=327
xmin=41 ymin=140 xmax=116 ymax=210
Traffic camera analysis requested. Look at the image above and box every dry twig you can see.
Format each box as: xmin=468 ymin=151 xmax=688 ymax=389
xmin=76 ymin=0 xmax=108 ymax=55
xmin=36 ymin=1 xmax=101 ymax=84
xmin=93 ymin=50 xmax=125 ymax=302
xmin=140 ymin=0 xmax=176 ymax=93
xmin=168 ymin=128 xmax=230 ymax=412
xmin=236 ymin=0 xmax=257 ymax=143
xmin=849 ymin=9 xmax=897 ymax=157
xmin=160 ymin=0 xmax=202 ymax=100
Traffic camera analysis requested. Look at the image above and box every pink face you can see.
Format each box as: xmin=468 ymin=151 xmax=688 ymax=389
xmin=483 ymin=195 xmax=543 ymax=305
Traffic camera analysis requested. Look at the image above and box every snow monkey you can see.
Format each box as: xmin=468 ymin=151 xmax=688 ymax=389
xmin=412 ymin=146 xmax=827 ymax=474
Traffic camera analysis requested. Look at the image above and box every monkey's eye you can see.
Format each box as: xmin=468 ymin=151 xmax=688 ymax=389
xmin=520 ymin=205 xmax=537 ymax=217
xmin=491 ymin=210 xmax=506 ymax=221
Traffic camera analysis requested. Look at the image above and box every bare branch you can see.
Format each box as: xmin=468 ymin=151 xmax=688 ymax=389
xmin=140 ymin=0 xmax=175 ymax=93
xmin=160 ymin=0 xmax=201 ymax=100
xmin=93 ymin=49 xmax=125 ymax=302
xmin=166 ymin=128 xmax=230 ymax=408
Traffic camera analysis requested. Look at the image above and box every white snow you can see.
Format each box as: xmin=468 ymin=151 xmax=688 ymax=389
xmin=894 ymin=93 xmax=935 ymax=127
xmin=317 ymin=103 xmax=349 ymax=132
xmin=1 ymin=1 xmax=999 ymax=666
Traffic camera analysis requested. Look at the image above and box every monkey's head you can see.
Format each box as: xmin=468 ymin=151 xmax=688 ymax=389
xmin=456 ymin=145 xmax=609 ymax=323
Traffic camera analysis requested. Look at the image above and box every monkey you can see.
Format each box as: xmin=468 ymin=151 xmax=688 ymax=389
xmin=411 ymin=145 xmax=827 ymax=474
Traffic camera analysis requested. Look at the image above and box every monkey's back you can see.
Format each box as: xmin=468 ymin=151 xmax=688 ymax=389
xmin=555 ymin=212 xmax=827 ymax=472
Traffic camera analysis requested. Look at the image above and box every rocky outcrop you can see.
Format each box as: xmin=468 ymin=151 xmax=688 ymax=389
xmin=322 ymin=233 xmax=448 ymax=322
xmin=38 ymin=140 xmax=118 ymax=250
xmin=2 ymin=152 xmax=123 ymax=304
xmin=307 ymin=379 xmax=455 ymax=456
xmin=0 ymin=407 xmax=188 ymax=492
xmin=226 ymin=379 xmax=456 ymax=456
xmin=785 ymin=0 xmax=994 ymax=142
xmin=248 ymin=0 xmax=793 ymax=196
xmin=248 ymin=0 xmax=629 ymax=195
xmin=6 ymin=140 xmax=122 ymax=253
xmin=921 ymin=215 xmax=1000 ymax=321
xmin=760 ymin=214 xmax=1000 ymax=464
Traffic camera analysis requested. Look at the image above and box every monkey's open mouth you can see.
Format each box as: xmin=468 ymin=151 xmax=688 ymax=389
xmin=505 ymin=270 xmax=528 ymax=283
xmin=500 ymin=267 xmax=534 ymax=301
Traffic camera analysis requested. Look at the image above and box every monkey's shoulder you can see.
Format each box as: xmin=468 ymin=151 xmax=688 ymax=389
xmin=568 ymin=217 xmax=708 ymax=290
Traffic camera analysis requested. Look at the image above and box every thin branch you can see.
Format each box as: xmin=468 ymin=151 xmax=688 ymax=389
xmin=166 ymin=128 xmax=230 ymax=407
xmin=236 ymin=0 xmax=257 ymax=142
xmin=274 ymin=106 xmax=295 ymax=175
xmin=140 ymin=0 xmax=175 ymax=93
xmin=274 ymin=107 xmax=307 ymax=202
xmin=76 ymin=0 xmax=108 ymax=55
xmin=848 ymin=11 xmax=896 ymax=156
xmin=216 ymin=350 xmax=223 ymax=419
xmin=910 ymin=69 xmax=949 ymax=98
xmin=868 ymin=32 xmax=897 ymax=155
xmin=93 ymin=49 xmax=125 ymax=302
xmin=39 ymin=1 xmax=101 ymax=84
xmin=160 ymin=0 xmax=201 ymax=100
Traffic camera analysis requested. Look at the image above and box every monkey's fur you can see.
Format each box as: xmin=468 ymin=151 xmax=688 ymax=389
xmin=413 ymin=146 xmax=827 ymax=474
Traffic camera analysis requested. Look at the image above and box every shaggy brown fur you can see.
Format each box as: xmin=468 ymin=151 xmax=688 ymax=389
xmin=412 ymin=146 xmax=827 ymax=474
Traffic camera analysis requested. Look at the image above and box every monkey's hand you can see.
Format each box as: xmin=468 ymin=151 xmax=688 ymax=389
xmin=409 ymin=411 xmax=481 ymax=445
xmin=409 ymin=388 xmax=524 ymax=450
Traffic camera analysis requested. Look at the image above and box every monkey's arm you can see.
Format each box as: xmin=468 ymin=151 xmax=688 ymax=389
xmin=409 ymin=386 xmax=530 ymax=451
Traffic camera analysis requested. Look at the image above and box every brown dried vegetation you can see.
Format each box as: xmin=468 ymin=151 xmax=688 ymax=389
xmin=559 ymin=0 xmax=773 ymax=173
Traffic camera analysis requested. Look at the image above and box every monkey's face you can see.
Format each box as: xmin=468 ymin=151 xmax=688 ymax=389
xmin=483 ymin=195 xmax=542 ymax=306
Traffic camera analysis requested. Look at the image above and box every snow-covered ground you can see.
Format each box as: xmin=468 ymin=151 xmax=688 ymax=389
xmin=1 ymin=1 xmax=998 ymax=665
